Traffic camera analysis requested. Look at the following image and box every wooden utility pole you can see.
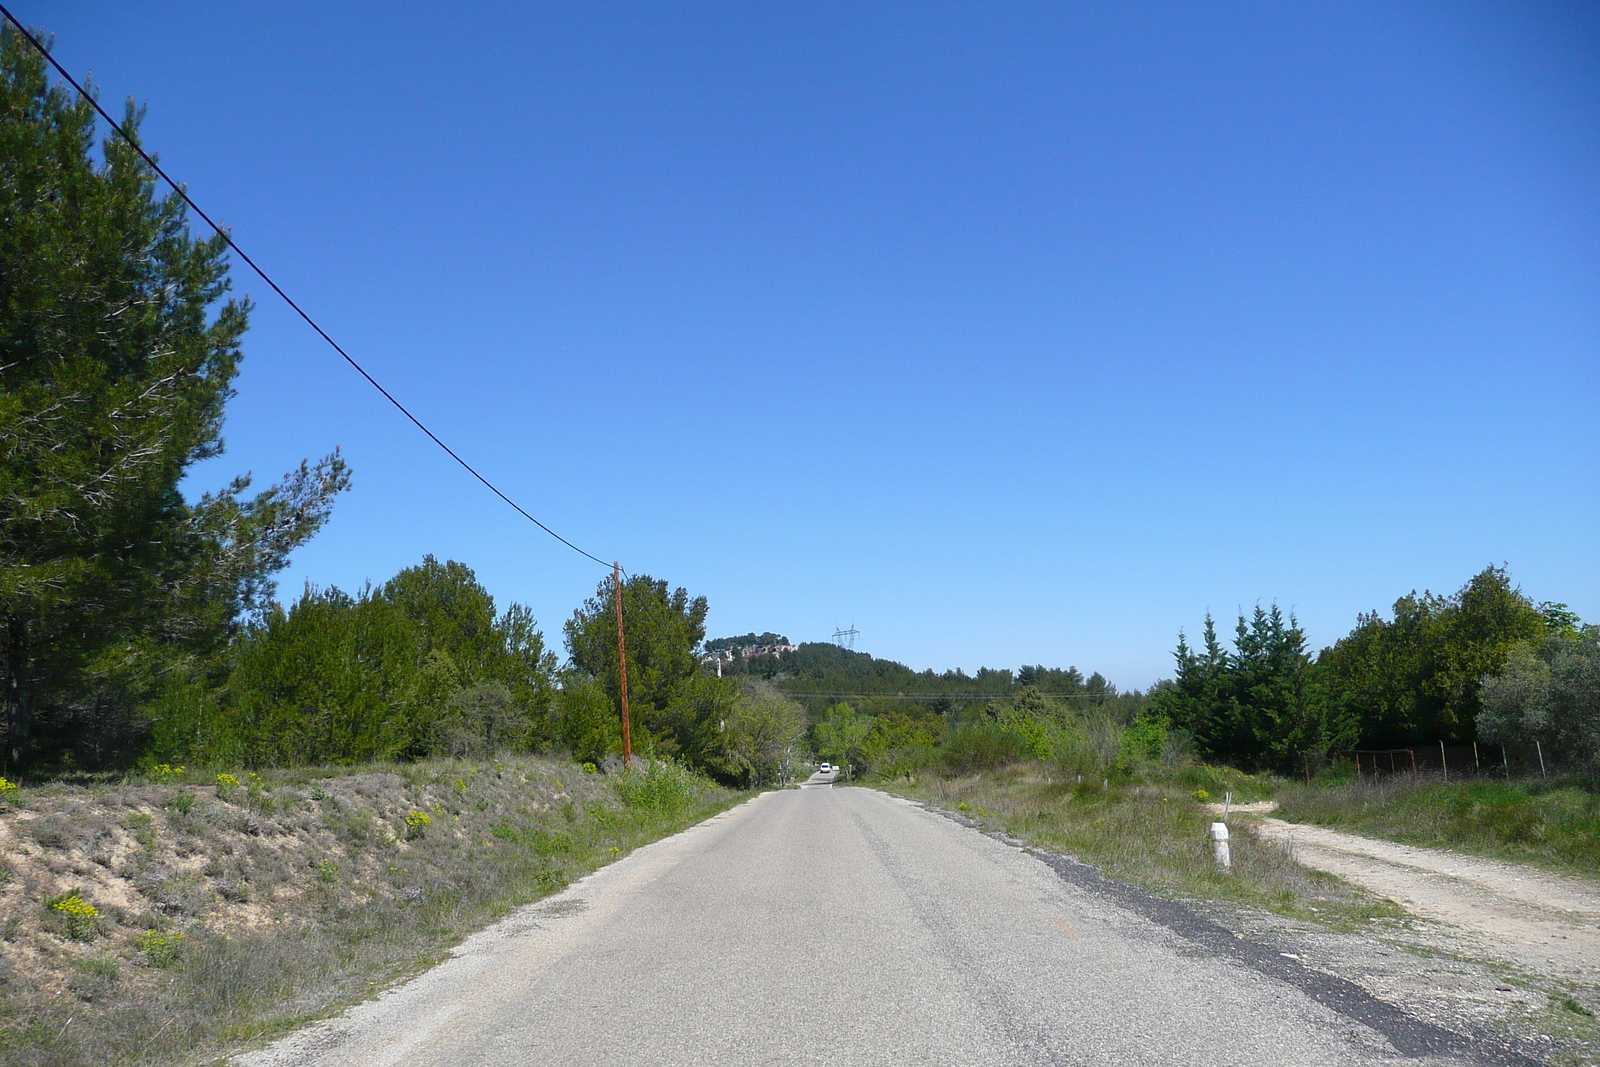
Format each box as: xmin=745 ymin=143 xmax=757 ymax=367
xmin=613 ymin=562 xmax=633 ymax=768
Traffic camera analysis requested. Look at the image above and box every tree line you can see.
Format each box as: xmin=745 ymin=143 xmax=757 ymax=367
xmin=140 ymin=564 xmax=808 ymax=786
xmin=1149 ymin=566 xmax=1597 ymax=775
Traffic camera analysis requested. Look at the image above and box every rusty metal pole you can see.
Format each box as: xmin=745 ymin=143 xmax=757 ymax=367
xmin=613 ymin=562 xmax=632 ymax=768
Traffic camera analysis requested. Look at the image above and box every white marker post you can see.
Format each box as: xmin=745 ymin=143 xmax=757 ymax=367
xmin=1210 ymin=821 xmax=1231 ymax=872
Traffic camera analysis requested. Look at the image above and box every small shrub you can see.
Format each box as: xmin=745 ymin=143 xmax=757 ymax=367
xmin=613 ymin=759 xmax=700 ymax=815
xmin=30 ymin=812 xmax=78 ymax=849
xmin=334 ymin=809 xmax=375 ymax=845
xmin=171 ymin=789 xmax=196 ymax=815
xmin=74 ymin=955 xmax=119 ymax=979
xmin=136 ymin=929 xmax=184 ymax=967
xmin=215 ymin=879 xmax=250 ymax=903
xmin=491 ymin=819 xmax=573 ymax=854
xmin=215 ymin=773 xmax=240 ymax=799
xmin=147 ymin=764 xmax=185 ymax=784
xmin=0 ymin=775 xmax=19 ymax=793
xmin=1050 ymin=729 xmax=1110 ymax=779
xmin=403 ymin=809 xmax=433 ymax=840
xmin=317 ymin=859 xmax=339 ymax=884
xmin=125 ymin=811 xmax=158 ymax=850
xmin=47 ymin=891 xmax=100 ymax=940
xmin=943 ymin=724 xmax=1030 ymax=774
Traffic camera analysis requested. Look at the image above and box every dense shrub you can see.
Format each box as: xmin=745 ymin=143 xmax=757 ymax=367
xmin=942 ymin=724 xmax=1031 ymax=774
xmin=1479 ymin=631 xmax=1600 ymax=777
xmin=613 ymin=758 xmax=703 ymax=815
xmin=146 ymin=558 xmax=557 ymax=767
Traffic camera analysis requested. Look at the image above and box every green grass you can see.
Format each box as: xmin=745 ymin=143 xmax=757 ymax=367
xmin=1276 ymin=776 xmax=1600 ymax=877
xmin=0 ymin=755 xmax=747 ymax=1067
xmin=885 ymin=764 xmax=1405 ymax=929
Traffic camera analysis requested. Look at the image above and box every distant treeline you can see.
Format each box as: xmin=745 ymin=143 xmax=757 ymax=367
xmin=35 ymin=557 xmax=809 ymax=787
xmin=718 ymin=640 xmax=1150 ymax=784
xmin=723 ymin=641 xmax=1121 ymax=704
xmin=704 ymin=632 xmax=790 ymax=652
xmin=776 ymin=566 xmax=1596 ymax=782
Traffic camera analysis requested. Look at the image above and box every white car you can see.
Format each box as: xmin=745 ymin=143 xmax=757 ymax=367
xmin=818 ymin=762 xmax=833 ymax=774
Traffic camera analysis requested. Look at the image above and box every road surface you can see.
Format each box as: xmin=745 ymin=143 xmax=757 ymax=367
xmin=242 ymin=778 xmax=1490 ymax=1067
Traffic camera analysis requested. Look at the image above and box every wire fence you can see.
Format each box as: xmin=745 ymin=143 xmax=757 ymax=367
xmin=1347 ymin=741 xmax=1575 ymax=783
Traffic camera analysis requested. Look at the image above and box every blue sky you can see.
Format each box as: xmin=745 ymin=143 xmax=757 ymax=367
xmin=24 ymin=1 xmax=1599 ymax=687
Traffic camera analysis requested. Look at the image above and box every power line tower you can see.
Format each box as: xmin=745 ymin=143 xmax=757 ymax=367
xmin=832 ymin=624 xmax=860 ymax=650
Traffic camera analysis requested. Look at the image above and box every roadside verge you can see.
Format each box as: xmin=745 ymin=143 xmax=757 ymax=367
xmin=0 ymin=757 xmax=746 ymax=1067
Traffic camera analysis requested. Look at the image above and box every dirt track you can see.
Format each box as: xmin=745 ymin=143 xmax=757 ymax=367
xmin=1247 ymin=815 xmax=1600 ymax=984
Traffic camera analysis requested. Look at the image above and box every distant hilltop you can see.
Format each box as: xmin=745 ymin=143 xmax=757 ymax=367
xmin=702 ymin=632 xmax=798 ymax=664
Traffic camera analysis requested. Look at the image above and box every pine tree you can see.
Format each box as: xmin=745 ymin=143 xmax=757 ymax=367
xmin=1 ymin=26 xmax=347 ymax=765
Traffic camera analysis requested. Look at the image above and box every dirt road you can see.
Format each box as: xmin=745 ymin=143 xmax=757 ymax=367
xmin=1250 ymin=816 xmax=1600 ymax=984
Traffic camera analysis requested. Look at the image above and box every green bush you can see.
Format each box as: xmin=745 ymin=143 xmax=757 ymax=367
xmin=46 ymin=890 xmax=100 ymax=940
xmin=870 ymin=742 xmax=939 ymax=780
xmin=613 ymin=759 xmax=701 ymax=815
xmin=943 ymin=724 xmax=1031 ymax=774
xmin=136 ymin=929 xmax=184 ymax=968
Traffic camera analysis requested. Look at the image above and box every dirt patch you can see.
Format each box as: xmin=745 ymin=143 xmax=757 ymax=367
xmin=1238 ymin=816 xmax=1600 ymax=987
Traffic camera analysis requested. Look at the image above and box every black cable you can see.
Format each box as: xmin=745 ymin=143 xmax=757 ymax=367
xmin=0 ymin=9 xmax=613 ymax=571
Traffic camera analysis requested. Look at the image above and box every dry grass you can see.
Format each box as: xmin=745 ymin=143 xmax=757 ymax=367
xmin=0 ymin=756 xmax=744 ymax=1066
xmin=1276 ymin=774 xmax=1600 ymax=878
xmin=887 ymin=763 xmax=1406 ymax=929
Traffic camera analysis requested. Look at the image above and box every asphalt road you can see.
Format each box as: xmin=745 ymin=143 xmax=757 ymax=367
xmin=243 ymin=778 xmax=1471 ymax=1067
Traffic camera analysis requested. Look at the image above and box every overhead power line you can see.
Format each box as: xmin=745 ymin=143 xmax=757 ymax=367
xmin=0 ymin=8 xmax=612 ymax=571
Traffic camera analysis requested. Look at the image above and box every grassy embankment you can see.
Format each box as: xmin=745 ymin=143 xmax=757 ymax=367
xmin=1275 ymin=775 xmax=1600 ymax=877
xmin=0 ymin=756 xmax=745 ymax=1067
xmin=883 ymin=763 xmax=1406 ymax=928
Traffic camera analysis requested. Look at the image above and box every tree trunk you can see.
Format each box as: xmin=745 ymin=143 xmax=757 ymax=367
xmin=4 ymin=614 xmax=31 ymax=768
